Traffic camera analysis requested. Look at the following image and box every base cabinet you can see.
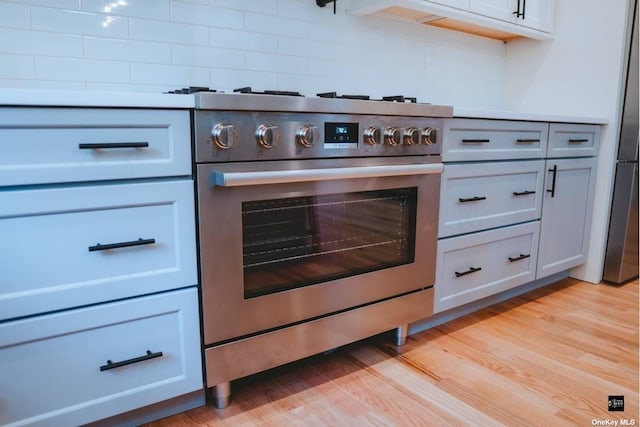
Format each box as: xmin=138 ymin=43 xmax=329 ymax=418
xmin=435 ymin=221 xmax=540 ymax=312
xmin=0 ymin=289 xmax=202 ymax=427
xmin=537 ymin=157 xmax=597 ymax=278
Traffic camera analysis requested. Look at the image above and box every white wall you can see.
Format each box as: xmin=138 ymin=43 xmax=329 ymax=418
xmin=0 ymin=0 xmax=506 ymax=109
xmin=504 ymin=0 xmax=631 ymax=283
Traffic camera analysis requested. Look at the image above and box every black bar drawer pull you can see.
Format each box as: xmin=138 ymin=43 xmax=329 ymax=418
xmin=89 ymin=238 xmax=156 ymax=252
xmin=100 ymin=350 xmax=163 ymax=371
xmin=508 ymin=253 xmax=531 ymax=262
xmin=459 ymin=196 xmax=487 ymax=203
xmin=547 ymin=165 xmax=558 ymax=197
xmin=461 ymin=139 xmax=491 ymax=143
xmin=79 ymin=142 xmax=149 ymax=149
xmin=568 ymin=138 xmax=589 ymax=143
xmin=513 ymin=190 xmax=536 ymax=196
xmin=455 ymin=266 xmax=482 ymax=278
xmin=516 ymin=138 xmax=540 ymax=143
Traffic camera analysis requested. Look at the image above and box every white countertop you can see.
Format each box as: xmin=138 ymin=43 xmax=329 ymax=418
xmin=454 ymin=108 xmax=608 ymax=124
xmin=0 ymin=88 xmax=194 ymax=108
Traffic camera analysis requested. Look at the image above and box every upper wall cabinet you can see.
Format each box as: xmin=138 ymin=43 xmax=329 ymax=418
xmin=348 ymin=0 xmax=555 ymax=41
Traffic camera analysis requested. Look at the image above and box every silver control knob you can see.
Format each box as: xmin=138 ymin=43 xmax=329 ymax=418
xmin=255 ymin=124 xmax=279 ymax=149
xmin=296 ymin=124 xmax=318 ymax=148
xmin=363 ymin=127 xmax=381 ymax=145
xmin=403 ymin=127 xmax=420 ymax=145
xmin=384 ymin=127 xmax=402 ymax=146
xmin=211 ymin=123 xmax=237 ymax=150
xmin=421 ymin=127 xmax=437 ymax=145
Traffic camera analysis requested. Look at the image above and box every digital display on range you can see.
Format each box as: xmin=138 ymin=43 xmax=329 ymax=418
xmin=324 ymin=122 xmax=358 ymax=145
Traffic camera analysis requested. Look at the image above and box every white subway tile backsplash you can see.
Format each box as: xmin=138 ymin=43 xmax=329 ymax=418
xmin=31 ymin=7 xmax=128 ymax=38
xmin=6 ymin=0 xmax=79 ymax=9
xmin=0 ymin=2 xmax=29 ymax=28
xmin=171 ymin=1 xmax=244 ymax=29
xmin=129 ymin=18 xmax=208 ymax=45
xmin=277 ymin=0 xmax=313 ymax=21
xmin=0 ymin=0 xmax=506 ymax=108
xmin=209 ymin=0 xmax=277 ymax=15
xmin=210 ymin=68 xmax=278 ymax=92
xmin=34 ymin=57 xmax=129 ymax=82
xmin=84 ymin=37 xmax=171 ymax=63
xmin=131 ymin=62 xmax=209 ymax=86
xmin=0 ymin=28 xmax=82 ymax=56
xmin=210 ymin=27 xmax=277 ymax=53
xmin=0 ymin=53 xmax=34 ymax=78
xmin=245 ymin=51 xmax=307 ymax=75
xmin=82 ymin=0 xmax=171 ymax=20
xmin=0 ymin=78 xmax=85 ymax=89
xmin=172 ymin=45 xmax=244 ymax=69
xmin=244 ymin=12 xmax=307 ymax=38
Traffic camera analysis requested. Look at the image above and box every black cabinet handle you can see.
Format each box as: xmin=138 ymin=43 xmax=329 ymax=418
xmin=547 ymin=165 xmax=558 ymax=198
xmin=513 ymin=190 xmax=536 ymax=196
xmin=455 ymin=266 xmax=482 ymax=278
xmin=514 ymin=0 xmax=526 ymax=18
xmin=516 ymin=138 xmax=540 ymax=143
xmin=459 ymin=196 xmax=487 ymax=203
xmin=508 ymin=253 xmax=531 ymax=262
xmin=100 ymin=350 xmax=163 ymax=371
xmin=461 ymin=139 xmax=491 ymax=143
xmin=568 ymin=138 xmax=589 ymax=143
xmin=79 ymin=142 xmax=149 ymax=149
xmin=88 ymin=238 xmax=156 ymax=252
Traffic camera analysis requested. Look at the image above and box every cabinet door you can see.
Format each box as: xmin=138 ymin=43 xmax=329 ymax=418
xmin=537 ymin=158 xmax=597 ymax=278
xmin=429 ymin=0 xmax=469 ymax=9
xmin=469 ymin=0 xmax=515 ymax=21
xmin=0 ymin=288 xmax=202 ymax=427
xmin=469 ymin=0 xmax=553 ymax=32
xmin=517 ymin=0 xmax=554 ymax=32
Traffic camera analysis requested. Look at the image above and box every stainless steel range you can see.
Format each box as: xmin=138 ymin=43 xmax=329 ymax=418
xmin=191 ymin=88 xmax=452 ymax=408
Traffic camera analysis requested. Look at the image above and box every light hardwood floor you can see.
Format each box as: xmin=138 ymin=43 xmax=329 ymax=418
xmin=146 ymin=278 xmax=639 ymax=426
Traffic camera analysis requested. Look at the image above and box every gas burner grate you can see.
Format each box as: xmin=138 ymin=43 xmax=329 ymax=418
xmin=382 ymin=95 xmax=417 ymax=103
xmin=234 ymin=87 xmax=304 ymax=97
xmin=316 ymin=92 xmax=370 ymax=100
xmin=166 ymin=86 xmax=217 ymax=94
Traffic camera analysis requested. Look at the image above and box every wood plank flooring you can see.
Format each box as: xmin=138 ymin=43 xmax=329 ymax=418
xmin=145 ymin=278 xmax=639 ymax=426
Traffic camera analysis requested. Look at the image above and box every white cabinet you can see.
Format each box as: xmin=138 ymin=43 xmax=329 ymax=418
xmin=0 ymin=289 xmax=202 ymax=427
xmin=442 ymin=118 xmax=548 ymax=161
xmin=0 ymin=107 xmax=202 ymax=425
xmin=348 ymin=0 xmax=554 ymax=41
xmin=0 ymin=180 xmax=197 ymax=321
xmin=536 ymin=157 xmax=597 ymax=278
xmin=436 ymin=117 xmax=600 ymax=314
xmin=435 ymin=221 xmax=540 ymax=312
xmin=439 ymin=160 xmax=545 ymax=237
xmin=469 ymin=0 xmax=554 ymax=32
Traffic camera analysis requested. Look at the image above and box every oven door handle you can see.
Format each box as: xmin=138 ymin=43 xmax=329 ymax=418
xmin=211 ymin=163 xmax=443 ymax=187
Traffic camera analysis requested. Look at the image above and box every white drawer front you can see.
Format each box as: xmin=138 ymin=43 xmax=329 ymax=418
xmin=0 ymin=288 xmax=202 ymax=427
xmin=443 ymin=119 xmax=548 ymax=161
xmin=439 ymin=160 xmax=545 ymax=237
xmin=0 ymin=108 xmax=191 ymax=186
xmin=547 ymin=123 xmax=600 ymax=158
xmin=0 ymin=180 xmax=197 ymax=321
xmin=435 ymin=221 xmax=540 ymax=313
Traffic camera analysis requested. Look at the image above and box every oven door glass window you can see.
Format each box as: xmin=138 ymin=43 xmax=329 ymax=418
xmin=242 ymin=187 xmax=417 ymax=298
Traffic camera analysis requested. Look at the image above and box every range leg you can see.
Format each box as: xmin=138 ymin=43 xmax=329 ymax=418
xmin=396 ymin=324 xmax=408 ymax=346
xmin=213 ymin=382 xmax=231 ymax=409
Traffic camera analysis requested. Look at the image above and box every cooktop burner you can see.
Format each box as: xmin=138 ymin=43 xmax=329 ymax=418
xmin=166 ymin=86 xmax=217 ymax=94
xmin=166 ymin=86 xmax=423 ymax=103
xmin=317 ymin=92 xmax=418 ymax=103
xmin=234 ymin=87 xmax=304 ymax=97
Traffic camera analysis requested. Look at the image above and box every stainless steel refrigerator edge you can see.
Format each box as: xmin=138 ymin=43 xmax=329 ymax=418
xmin=603 ymin=0 xmax=639 ymax=284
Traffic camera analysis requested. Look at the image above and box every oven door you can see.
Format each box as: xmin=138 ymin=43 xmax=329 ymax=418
xmin=197 ymin=157 xmax=442 ymax=344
